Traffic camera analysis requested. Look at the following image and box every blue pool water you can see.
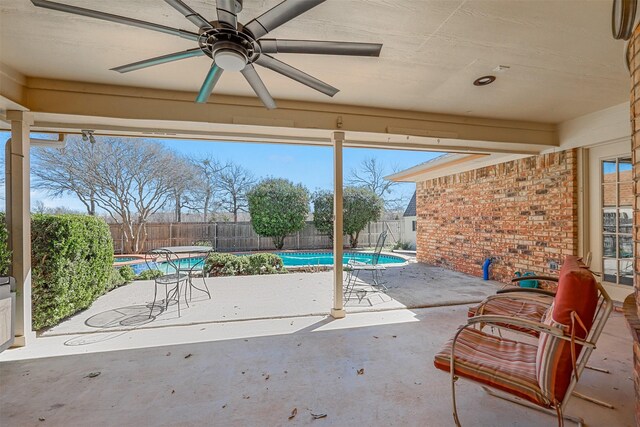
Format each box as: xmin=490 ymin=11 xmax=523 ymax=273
xmin=274 ymin=251 xmax=406 ymax=267
xmin=118 ymin=251 xmax=405 ymax=275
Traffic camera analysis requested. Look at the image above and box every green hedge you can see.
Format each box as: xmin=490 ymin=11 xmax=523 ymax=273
xmin=135 ymin=269 xmax=163 ymax=281
xmin=0 ymin=213 xmax=10 ymax=275
xmin=31 ymin=214 xmax=114 ymax=330
xmin=206 ymin=252 xmax=285 ymax=277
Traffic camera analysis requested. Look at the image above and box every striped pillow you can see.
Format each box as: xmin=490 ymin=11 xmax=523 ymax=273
xmin=535 ymin=306 xmax=570 ymax=403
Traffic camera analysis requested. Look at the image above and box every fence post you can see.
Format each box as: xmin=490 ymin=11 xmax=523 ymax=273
xmin=213 ymin=222 xmax=217 ymax=252
xmin=297 ymin=231 xmax=300 ymax=249
xmin=169 ymin=222 xmax=173 ymax=246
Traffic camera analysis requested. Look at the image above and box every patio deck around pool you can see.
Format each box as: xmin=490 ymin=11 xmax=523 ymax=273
xmin=39 ymin=261 xmax=503 ymax=336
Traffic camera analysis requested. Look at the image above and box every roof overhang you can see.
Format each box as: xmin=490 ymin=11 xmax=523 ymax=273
xmin=386 ymin=152 xmax=529 ymax=182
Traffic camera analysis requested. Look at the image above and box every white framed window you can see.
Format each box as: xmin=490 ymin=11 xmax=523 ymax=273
xmin=601 ymin=156 xmax=633 ymax=285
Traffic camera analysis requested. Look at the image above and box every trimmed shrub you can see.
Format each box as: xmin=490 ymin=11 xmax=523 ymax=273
xmin=206 ymin=252 xmax=249 ymax=276
xmin=205 ymin=252 xmax=285 ymax=276
xmin=31 ymin=214 xmax=113 ymax=330
xmin=107 ymin=268 xmax=126 ymax=290
xmin=118 ymin=265 xmax=136 ymax=282
xmin=0 ymin=213 xmax=11 ymax=275
xmin=312 ymin=191 xmax=334 ymax=240
xmin=247 ymin=178 xmax=310 ymax=249
xmin=247 ymin=253 xmax=285 ymax=275
xmin=136 ymin=269 xmax=163 ymax=281
xmin=312 ymin=187 xmax=384 ymax=247
xmin=393 ymin=241 xmax=411 ymax=250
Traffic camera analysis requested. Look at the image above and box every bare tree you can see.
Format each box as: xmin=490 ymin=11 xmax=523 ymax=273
xmin=32 ymin=139 xmax=97 ymax=215
xmin=33 ymin=137 xmax=182 ymax=253
xmin=189 ymin=155 xmax=226 ymax=222
xmin=170 ymin=155 xmax=199 ymax=222
xmin=347 ymin=157 xmax=400 ymax=208
xmin=218 ymin=163 xmax=256 ymax=222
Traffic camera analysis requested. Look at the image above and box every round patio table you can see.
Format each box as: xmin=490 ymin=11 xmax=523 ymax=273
xmin=155 ymin=246 xmax=213 ymax=301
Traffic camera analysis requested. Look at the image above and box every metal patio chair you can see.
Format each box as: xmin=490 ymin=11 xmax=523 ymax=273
xmin=344 ymin=230 xmax=388 ymax=302
xmin=145 ymin=248 xmax=190 ymax=318
xmin=434 ymin=255 xmax=613 ymax=426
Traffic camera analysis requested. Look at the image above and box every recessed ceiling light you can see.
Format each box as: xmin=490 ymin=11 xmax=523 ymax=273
xmin=473 ymin=75 xmax=496 ymax=86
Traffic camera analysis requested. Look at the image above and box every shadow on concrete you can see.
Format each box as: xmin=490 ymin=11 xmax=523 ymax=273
xmin=62 ymin=304 xmax=166 ymax=347
xmin=84 ymin=304 xmax=164 ymax=329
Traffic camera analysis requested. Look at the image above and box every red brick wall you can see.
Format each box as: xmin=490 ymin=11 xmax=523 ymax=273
xmin=415 ymin=150 xmax=578 ymax=284
xmin=629 ymin=22 xmax=640 ymax=427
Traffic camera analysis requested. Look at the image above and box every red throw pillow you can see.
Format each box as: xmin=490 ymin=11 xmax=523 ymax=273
xmin=554 ymin=256 xmax=598 ymax=333
xmin=536 ymin=255 xmax=598 ymax=402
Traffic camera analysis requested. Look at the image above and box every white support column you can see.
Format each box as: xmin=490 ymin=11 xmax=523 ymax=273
xmin=331 ymin=131 xmax=346 ymax=319
xmin=6 ymin=110 xmax=34 ymax=346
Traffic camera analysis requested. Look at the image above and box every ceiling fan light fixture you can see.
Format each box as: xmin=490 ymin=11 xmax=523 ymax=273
xmin=473 ymin=75 xmax=496 ymax=86
xmin=213 ymin=47 xmax=247 ymax=71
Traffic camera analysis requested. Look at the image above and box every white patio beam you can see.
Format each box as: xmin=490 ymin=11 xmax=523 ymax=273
xmin=331 ymin=131 xmax=345 ymax=319
xmin=5 ymin=110 xmax=34 ymax=347
xmin=0 ymin=74 xmax=558 ymax=150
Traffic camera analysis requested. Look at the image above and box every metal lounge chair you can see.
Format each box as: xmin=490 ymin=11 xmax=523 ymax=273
xmin=466 ymin=254 xmax=613 ymax=409
xmin=434 ymin=255 xmax=613 ymax=426
xmin=145 ymin=248 xmax=190 ymax=318
xmin=344 ymin=230 xmax=388 ymax=302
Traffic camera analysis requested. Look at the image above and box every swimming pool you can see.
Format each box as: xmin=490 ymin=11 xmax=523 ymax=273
xmin=114 ymin=251 xmax=406 ymax=275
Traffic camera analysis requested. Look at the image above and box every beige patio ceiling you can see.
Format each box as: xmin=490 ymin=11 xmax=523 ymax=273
xmin=0 ymin=0 xmax=629 ymax=141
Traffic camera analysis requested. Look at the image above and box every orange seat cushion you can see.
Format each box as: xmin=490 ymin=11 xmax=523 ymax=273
xmin=434 ymin=328 xmax=549 ymax=406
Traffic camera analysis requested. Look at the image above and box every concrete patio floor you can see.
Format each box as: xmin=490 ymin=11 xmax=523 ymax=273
xmin=40 ymin=262 xmax=502 ymax=336
xmin=0 ymin=305 xmax=634 ymax=426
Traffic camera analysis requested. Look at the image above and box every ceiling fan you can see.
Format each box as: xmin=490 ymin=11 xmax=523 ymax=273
xmin=31 ymin=0 xmax=383 ymax=109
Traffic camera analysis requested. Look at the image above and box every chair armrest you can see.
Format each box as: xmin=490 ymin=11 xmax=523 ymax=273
xmin=511 ymin=275 xmax=558 ymax=283
xmin=497 ymin=288 xmax=556 ymax=297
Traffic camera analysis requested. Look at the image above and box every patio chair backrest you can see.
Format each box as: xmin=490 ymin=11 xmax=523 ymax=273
xmin=371 ymin=230 xmax=388 ymax=266
xmin=145 ymin=248 xmax=179 ymax=274
xmin=535 ymin=256 xmax=612 ymax=406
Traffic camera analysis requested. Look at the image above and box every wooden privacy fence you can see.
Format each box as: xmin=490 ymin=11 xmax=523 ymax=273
xmin=109 ymin=220 xmax=402 ymax=254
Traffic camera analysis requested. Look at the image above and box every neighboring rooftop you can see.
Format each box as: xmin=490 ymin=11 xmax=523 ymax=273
xmin=403 ymin=192 xmax=416 ymax=217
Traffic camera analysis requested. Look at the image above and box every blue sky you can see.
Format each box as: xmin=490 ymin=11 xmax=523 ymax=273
xmin=0 ymin=131 xmax=442 ymax=212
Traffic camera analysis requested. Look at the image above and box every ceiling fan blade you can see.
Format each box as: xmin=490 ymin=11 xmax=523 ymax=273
xmin=111 ymin=48 xmax=204 ymax=73
xmin=30 ymin=0 xmax=199 ymax=41
xmin=216 ymin=0 xmax=238 ymax=29
xmin=164 ymin=0 xmax=213 ymax=30
xmin=255 ymin=54 xmax=338 ymax=97
xmin=195 ymin=63 xmax=224 ymax=103
xmin=244 ymin=0 xmax=326 ymax=39
xmin=241 ymin=64 xmax=277 ymax=110
xmin=260 ymin=39 xmax=383 ymax=57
